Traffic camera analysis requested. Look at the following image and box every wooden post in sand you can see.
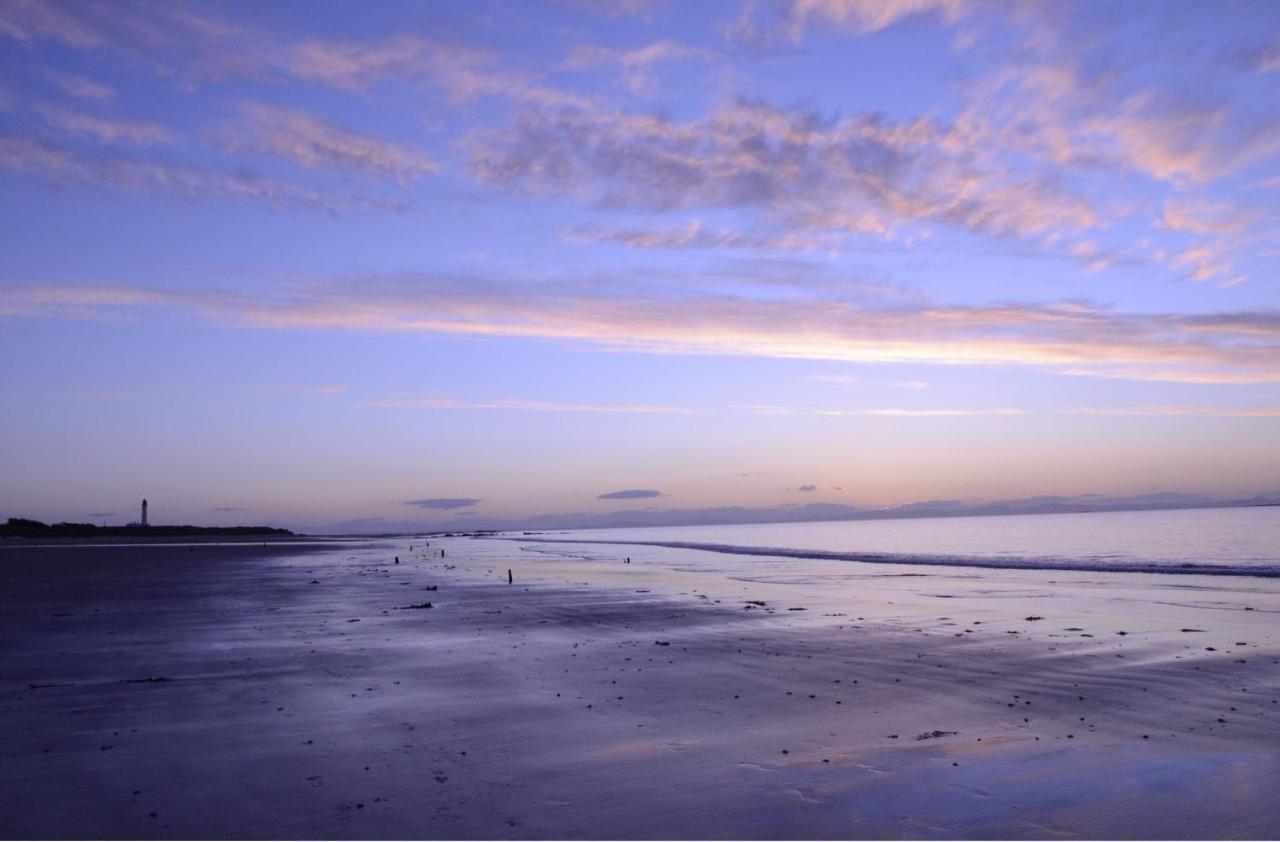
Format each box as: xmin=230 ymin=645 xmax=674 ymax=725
xmin=508 ymin=569 xmax=513 ymax=584
xmin=395 ymin=556 xmax=399 ymax=564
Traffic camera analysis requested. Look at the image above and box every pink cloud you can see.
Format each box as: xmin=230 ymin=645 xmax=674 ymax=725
xmin=4 ymin=277 xmax=1277 ymax=385
xmin=726 ymin=0 xmax=968 ymax=49
xmin=0 ymin=134 xmax=402 ymax=212
xmin=37 ymin=104 xmax=176 ymax=146
xmin=470 ymin=98 xmax=1098 ymax=245
xmin=224 ymin=103 xmax=437 ymax=180
xmin=43 ymin=70 xmax=116 ymax=102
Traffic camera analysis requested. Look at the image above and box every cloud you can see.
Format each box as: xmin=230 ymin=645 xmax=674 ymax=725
xmin=86 ymin=512 xmax=116 ymax=518
xmin=1169 ymin=244 xmax=1241 ymax=287
xmin=0 ymin=0 xmax=104 ymax=47
xmin=789 ymin=0 xmax=967 ymax=36
xmin=212 ymin=506 xmax=248 ymax=512
xmin=1236 ymin=37 xmax=1280 ymax=73
xmin=1059 ymin=369 xmax=1280 ymax=385
xmin=560 ymin=0 xmax=669 ymax=19
xmin=797 ymin=484 xmax=817 ymax=492
xmin=37 ymin=105 xmax=176 ymax=146
xmin=563 ymin=220 xmax=842 ymax=252
xmin=726 ymin=0 xmax=968 ymax=51
xmin=223 ymin=104 xmax=437 ymax=180
xmin=1154 ymin=198 xmax=1261 ymax=286
xmin=0 ymin=133 xmax=402 ymax=212
xmin=727 ymin=8 xmax=1280 ymax=283
xmin=3 ymin=5 xmax=588 ymax=111
xmin=404 ymin=498 xmax=482 ymax=510
xmin=18 ymin=1 xmax=1269 ymax=290
xmin=1162 ymin=198 xmax=1258 ymax=237
xmin=279 ymin=34 xmax=450 ymax=91
xmin=753 ymin=402 xmax=1280 ymax=418
xmin=267 ymin=34 xmax=562 ymax=104
xmin=43 ymin=70 xmax=115 ymax=102
xmin=469 ymin=97 xmax=1098 ymax=246
xmin=563 ymin=39 xmax=713 ymax=95
xmin=564 ymin=39 xmax=711 ymax=71
xmin=266 ymin=34 xmax=590 ymax=108
xmin=817 ymin=407 xmax=1026 ymax=417
xmin=596 ymin=489 xmax=662 ymax=499
xmin=733 ymin=404 xmax=796 ymax=415
xmin=4 ymin=276 xmax=1279 ymax=385
xmin=1065 ymin=405 xmax=1280 ymax=418
xmin=807 ymin=373 xmax=859 ymax=385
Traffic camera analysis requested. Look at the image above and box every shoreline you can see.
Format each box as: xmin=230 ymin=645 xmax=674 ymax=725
xmin=0 ymin=535 xmax=346 ymax=547
xmin=492 ymin=534 xmax=1280 ymax=579
xmin=2 ymin=537 xmax=1278 ymax=839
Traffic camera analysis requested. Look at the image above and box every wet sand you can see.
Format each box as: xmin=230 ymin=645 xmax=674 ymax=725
xmin=2 ymin=537 xmax=1279 ymax=839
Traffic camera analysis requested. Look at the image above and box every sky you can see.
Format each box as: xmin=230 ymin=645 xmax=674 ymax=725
xmin=1 ymin=0 xmax=1278 ymax=531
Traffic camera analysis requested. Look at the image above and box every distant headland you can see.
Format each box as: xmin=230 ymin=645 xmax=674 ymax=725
xmin=1 ymin=518 xmax=293 ymax=539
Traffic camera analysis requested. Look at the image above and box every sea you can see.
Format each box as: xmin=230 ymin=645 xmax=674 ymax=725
xmin=494 ymin=506 xmax=1280 ymax=579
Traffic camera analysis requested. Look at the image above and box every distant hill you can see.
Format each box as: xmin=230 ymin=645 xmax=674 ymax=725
xmin=1 ymin=518 xmax=293 ymax=539
xmin=304 ymin=490 xmax=1280 ymax=534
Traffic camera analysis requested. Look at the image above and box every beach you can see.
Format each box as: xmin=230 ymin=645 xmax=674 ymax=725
xmin=3 ymin=536 xmax=1279 ymax=839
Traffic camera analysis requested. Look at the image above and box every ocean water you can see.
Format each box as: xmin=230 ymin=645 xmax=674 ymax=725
xmin=499 ymin=506 xmax=1280 ymax=579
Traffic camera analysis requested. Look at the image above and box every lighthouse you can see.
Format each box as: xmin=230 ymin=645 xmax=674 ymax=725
xmin=141 ymin=499 xmax=148 ymax=528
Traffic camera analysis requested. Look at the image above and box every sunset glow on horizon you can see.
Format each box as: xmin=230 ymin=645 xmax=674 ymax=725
xmin=2 ymin=0 xmax=1278 ymax=531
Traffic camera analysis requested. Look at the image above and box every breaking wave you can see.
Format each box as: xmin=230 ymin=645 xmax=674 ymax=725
xmin=500 ymin=537 xmax=1280 ymax=579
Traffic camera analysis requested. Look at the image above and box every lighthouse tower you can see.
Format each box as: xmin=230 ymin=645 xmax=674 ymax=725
xmin=141 ymin=499 xmax=148 ymax=528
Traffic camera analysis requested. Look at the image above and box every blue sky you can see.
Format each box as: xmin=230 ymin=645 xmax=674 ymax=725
xmin=1 ymin=0 xmax=1278 ymax=529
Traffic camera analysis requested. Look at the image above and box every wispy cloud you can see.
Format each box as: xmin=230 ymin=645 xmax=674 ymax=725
xmin=725 ymin=0 xmax=968 ymax=52
xmin=222 ymin=103 xmax=437 ymax=180
xmin=0 ymin=0 xmax=104 ymax=47
xmin=1162 ymin=198 xmax=1259 ymax=236
xmin=733 ymin=404 xmax=797 ymax=415
xmin=11 ymin=0 xmax=1270 ymax=292
xmin=3 ymin=5 xmax=589 ymax=111
xmin=1060 ymin=368 xmax=1280 ymax=385
xmin=565 ymin=39 xmax=710 ymax=71
xmin=753 ymin=403 xmax=1280 ymax=418
xmin=561 ymin=0 xmax=669 ymax=20
xmin=0 ymin=134 xmax=402 ymax=212
xmin=470 ymin=98 xmax=1097 ymax=246
xmin=270 ymin=34 xmax=591 ymax=108
xmin=37 ymin=104 xmax=176 ymax=146
xmin=1236 ymin=36 xmax=1280 ymax=73
xmin=564 ymin=39 xmax=713 ymax=95
xmin=42 ymin=70 xmax=116 ymax=102
xmin=817 ymin=407 xmax=1026 ymax=417
xmin=806 ymin=373 xmax=927 ymax=388
xmin=4 ymin=278 xmax=1278 ymax=385
xmin=1066 ymin=405 xmax=1280 ymax=418
xmin=563 ymin=220 xmax=842 ymax=252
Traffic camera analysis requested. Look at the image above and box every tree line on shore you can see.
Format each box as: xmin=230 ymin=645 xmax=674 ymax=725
xmin=1 ymin=518 xmax=293 ymax=538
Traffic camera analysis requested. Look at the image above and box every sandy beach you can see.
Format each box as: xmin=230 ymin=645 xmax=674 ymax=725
xmin=3 ymin=536 xmax=1279 ymax=840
